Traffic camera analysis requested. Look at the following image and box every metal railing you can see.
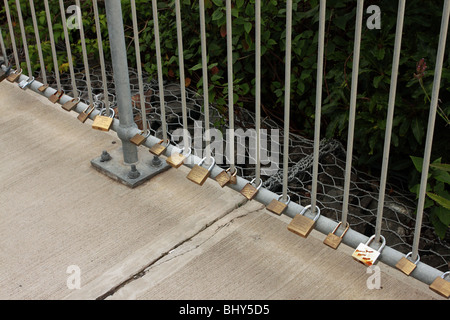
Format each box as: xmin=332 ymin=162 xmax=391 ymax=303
xmin=1 ymin=0 xmax=449 ymax=295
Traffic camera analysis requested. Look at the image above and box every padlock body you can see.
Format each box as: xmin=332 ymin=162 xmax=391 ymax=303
xmin=187 ymin=165 xmax=210 ymax=186
xmin=130 ymin=133 xmax=147 ymax=146
xmin=266 ymin=199 xmax=288 ymax=216
xmin=49 ymin=91 xmax=63 ymax=103
xmin=323 ymin=232 xmax=342 ymax=249
xmin=149 ymin=143 xmax=166 ymax=156
xmin=287 ymin=214 xmax=316 ymax=238
xmin=92 ymin=115 xmax=113 ymax=131
xmin=240 ymin=183 xmax=259 ymax=200
xmin=61 ymin=100 xmax=78 ymax=112
xmin=215 ymin=170 xmax=231 ymax=188
xmin=395 ymin=257 xmax=417 ymax=276
xmin=352 ymin=243 xmax=380 ymax=266
xmin=38 ymin=84 xmax=48 ymax=92
xmin=166 ymin=153 xmax=186 ymax=168
xmin=429 ymin=277 xmax=450 ymax=298
xmin=229 ymin=174 xmax=237 ymax=185
xmin=77 ymin=112 xmax=90 ymax=123
xmin=7 ymin=72 xmax=20 ymax=82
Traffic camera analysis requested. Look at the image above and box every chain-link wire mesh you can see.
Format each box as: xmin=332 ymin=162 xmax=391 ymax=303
xmin=31 ymin=61 xmax=449 ymax=273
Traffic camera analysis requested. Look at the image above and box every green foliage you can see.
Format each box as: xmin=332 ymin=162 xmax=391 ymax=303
xmin=1 ymin=0 xmax=449 ymax=186
xmin=409 ymin=156 xmax=450 ymax=239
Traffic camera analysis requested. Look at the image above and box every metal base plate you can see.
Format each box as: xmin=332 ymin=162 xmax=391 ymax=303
xmin=91 ymin=146 xmax=170 ymax=188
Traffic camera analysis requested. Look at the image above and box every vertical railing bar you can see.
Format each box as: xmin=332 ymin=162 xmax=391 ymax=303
xmin=311 ymin=0 xmax=327 ymax=214
xmin=175 ymin=0 xmax=190 ymax=152
xmin=255 ymin=0 xmax=261 ymax=185
xmin=3 ymin=0 xmax=20 ymax=70
xmin=92 ymin=0 xmax=110 ymax=114
xmin=15 ymin=0 xmax=32 ymax=77
xmin=374 ymin=0 xmax=406 ymax=243
xmin=44 ymin=0 xmax=62 ymax=92
xmin=59 ymin=0 xmax=78 ymax=99
xmin=29 ymin=0 xmax=47 ymax=85
xmin=282 ymin=0 xmax=293 ymax=203
xmin=76 ymin=0 xmax=93 ymax=104
xmin=341 ymin=0 xmax=364 ymax=228
xmin=131 ymin=0 xmax=147 ymax=132
xmin=152 ymin=0 xmax=168 ymax=142
xmin=200 ymin=0 xmax=211 ymax=163
xmin=226 ymin=0 xmax=235 ymax=171
xmin=0 ymin=28 xmax=8 ymax=66
xmin=412 ymin=0 xmax=450 ymax=262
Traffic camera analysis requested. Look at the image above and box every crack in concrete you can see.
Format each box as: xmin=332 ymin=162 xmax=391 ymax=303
xmin=96 ymin=198 xmax=249 ymax=300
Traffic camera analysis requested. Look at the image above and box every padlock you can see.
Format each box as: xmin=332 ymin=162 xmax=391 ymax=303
xmin=287 ymin=204 xmax=321 ymax=238
xmin=352 ymin=235 xmax=386 ymax=266
xmin=166 ymin=147 xmax=191 ymax=168
xmin=323 ymin=221 xmax=350 ymax=249
xmin=229 ymin=168 xmax=237 ymax=185
xmin=395 ymin=252 xmax=419 ymax=276
xmin=0 ymin=64 xmax=12 ymax=82
xmin=37 ymin=83 xmax=49 ymax=92
xmin=429 ymin=271 xmax=450 ymax=298
xmin=7 ymin=68 xmax=22 ymax=82
xmin=130 ymin=129 xmax=151 ymax=146
xmin=266 ymin=194 xmax=290 ymax=216
xmin=149 ymin=139 xmax=170 ymax=156
xmin=240 ymin=178 xmax=263 ymax=200
xmin=77 ymin=104 xmax=96 ymax=123
xmin=92 ymin=108 xmax=115 ymax=131
xmin=18 ymin=76 xmax=34 ymax=90
xmin=187 ymin=157 xmax=216 ymax=186
xmin=61 ymin=97 xmax=80 ymax=112
xmin=215 ymin=168 xmax=234 ymax=188
xmin=48 ymin=90 xmax=64 ymax=104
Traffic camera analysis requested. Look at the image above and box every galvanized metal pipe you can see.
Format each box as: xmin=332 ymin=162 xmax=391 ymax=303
xmin=104 ymin=0 xmax=138 ymax=164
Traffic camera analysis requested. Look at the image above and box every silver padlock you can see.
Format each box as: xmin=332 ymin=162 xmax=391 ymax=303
xmin=352 ymin=235 xmax=386 ymax=266
xmin=18 ymin=76 xmax=35 ymax=90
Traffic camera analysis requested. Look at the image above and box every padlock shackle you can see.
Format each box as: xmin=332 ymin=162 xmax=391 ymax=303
xmin=178 ymin=147 xmax=192 ymax=158
xmin=331 ymin=221 xmax=350 ymax=237
xmin=441 ymin=271 xmax=450 ymax=280
xmin=99 ymin=107 xmax=115 ymax=118
xmin=198 ymin=157 xmax=216 ymax=171
xmin=249 ymin=178 xmax=263 ymax=190
xmin=365 ymin=234 xmax=386 ymax=252
xmin=300 ymin=204 xmax=321 ymax=221
xmin=276 ymin=194 xmax=290 ymax=205
xmin=405 ymin=252 xmax=420 ymax=265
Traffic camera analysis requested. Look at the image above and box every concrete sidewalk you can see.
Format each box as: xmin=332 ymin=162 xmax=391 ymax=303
xmin=0 ymin=80 xmax=444 ymax=300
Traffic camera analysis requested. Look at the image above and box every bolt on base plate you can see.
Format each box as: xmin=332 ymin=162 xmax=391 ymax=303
xmin=90 ymin=146 xmax=170 ymax=188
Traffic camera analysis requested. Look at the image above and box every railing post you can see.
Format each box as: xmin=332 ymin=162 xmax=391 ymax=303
xmin=104 ymin=0 xmax=138 ymax=164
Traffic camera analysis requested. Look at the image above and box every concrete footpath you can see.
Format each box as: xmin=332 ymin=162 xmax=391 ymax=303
xmin=0 ymin=80 xmax=444 ymax=300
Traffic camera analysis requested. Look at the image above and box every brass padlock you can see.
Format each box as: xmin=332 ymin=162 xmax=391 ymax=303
xmin=187 ymin=157 xmax=216 ymax=186
xmin=77 ymin=104 xmax=96 ymax=123
xmin=287 ymin=204 xmax=321 ymax=238
xmin=0 ymin=64 xmax=12 ymax=82
xmin=240 ymin=178 xmax=263 ymax=200
xmin=429 ymin=271 xmax=450 ymax=298
xmin=266 ymin=194 xmax=290 ymax=216
xmin=61 ymin=97 xmax=80 ymax=112
xmin=323 ymin=221 xmax=350 ymax=249
xmin=92 ymin=108 xmax=115 ymax=131
xmin=130 ymin=129 xmax=151 ymax=146
xmin=18 ymin=76 xmax=34 ymax=90
xmin=215 ymin=167 xmax=237 ymax=188
xmin=7 ymin=68 xmax=22 ymax=82
xmin=352 ymin=235 xmax=386 ymax=266
xmin=395 ymin=252 xmax=420 ymax=276
xmin=149 ymin=139 xmax=170 ymax=156
xmin=48 ymin=90 xmax=64 ymax=104
xmin=166 ymin=147 xmax=191 ymax=168
xmin=37 ymin=83 xmax=49 ymax=92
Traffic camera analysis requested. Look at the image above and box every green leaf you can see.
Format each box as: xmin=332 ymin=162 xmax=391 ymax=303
xmin=411 ymin=117 xmax=424 ymax=143
xmin=432 ymin=205 xmax=450 ymax=226
xmin=212 ymin=9 xmax=223 ymax=21
xmin=410 ymin=156 xmax=423 ymax=173
xmin=430 ymin=209 xmax=449 ymax=239
xmin=427 ymin=192 xmax=450 ymax=209
xmin=244 ymin=21 xmax=252 ymax=34
xmin=430 ymin=163 xmax=450 ymax=172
